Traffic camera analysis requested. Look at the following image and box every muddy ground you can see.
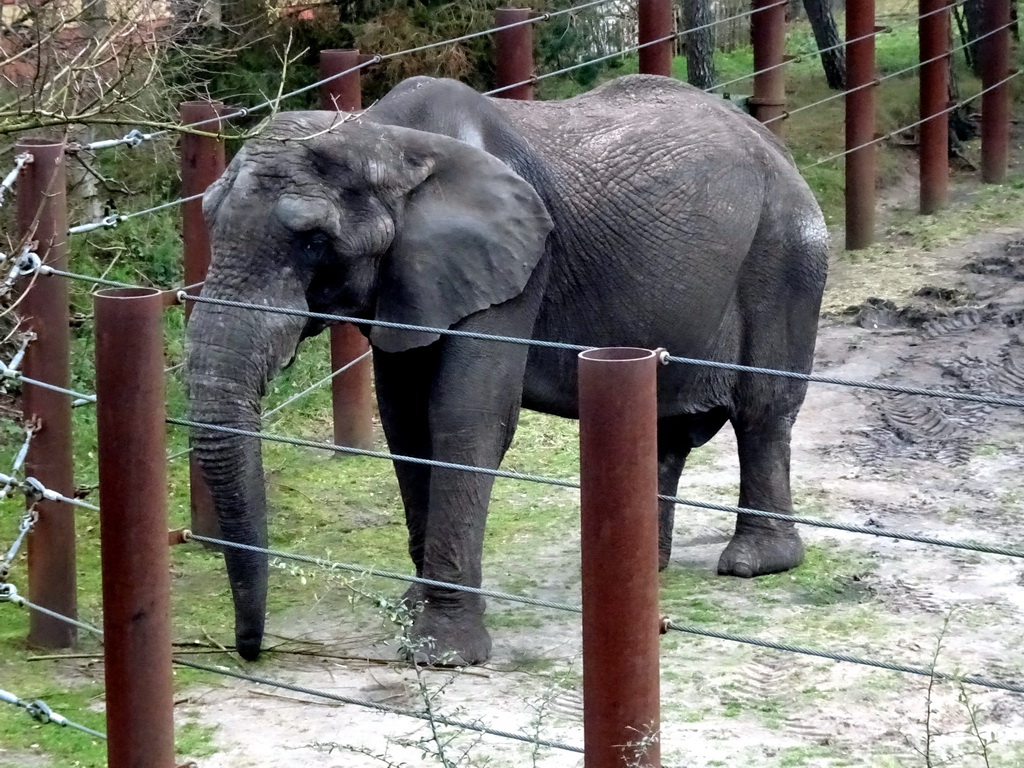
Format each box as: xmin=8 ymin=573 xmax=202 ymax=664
xmin=160 ymin=221 xmax=1024 ymax=768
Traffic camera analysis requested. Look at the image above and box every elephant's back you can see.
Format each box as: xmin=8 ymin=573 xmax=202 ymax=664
xmin=491 ymin=74 xmax=792 ymax=168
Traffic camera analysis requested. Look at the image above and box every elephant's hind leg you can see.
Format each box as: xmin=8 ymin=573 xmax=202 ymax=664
xmin=717 ymin=414 xmax=804 ymax=578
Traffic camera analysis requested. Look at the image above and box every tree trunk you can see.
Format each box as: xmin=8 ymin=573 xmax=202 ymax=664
xmin=68 ymin=0 xmax=107 ymax=223
xmin=803 ymin=0 xmax=846 ymax=90
xmin=963 ymin=0 xmax=985 ymax=77
xmin=947 ymin=34 xmax=978 ymax=147
xmin=683 ymin=0 xmax=716 ymax=90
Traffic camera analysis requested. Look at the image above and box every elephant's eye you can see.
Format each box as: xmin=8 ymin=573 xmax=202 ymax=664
xmin=298 ymin=232 xmax=330 ymax=265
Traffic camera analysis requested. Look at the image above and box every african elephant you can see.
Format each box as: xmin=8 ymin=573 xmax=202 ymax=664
xmin=186 ymin=74 xmax=829 ymax=666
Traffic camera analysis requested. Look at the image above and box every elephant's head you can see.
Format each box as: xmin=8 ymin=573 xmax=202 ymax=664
xmin=185 ymin=111 xmax=552 ymax=660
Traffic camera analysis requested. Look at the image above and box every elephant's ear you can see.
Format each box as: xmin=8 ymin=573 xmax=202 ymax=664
xmin=370 ymin=136 xmax=553 ymax=353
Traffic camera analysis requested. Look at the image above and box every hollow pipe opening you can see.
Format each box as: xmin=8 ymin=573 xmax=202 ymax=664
xmin=93 ymin=287 xmax=164 ymax=301
xmin=578 ymin=347 xmax=657 ymax=363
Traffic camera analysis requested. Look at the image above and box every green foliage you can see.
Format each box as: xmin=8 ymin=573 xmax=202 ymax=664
xmin=179 ymin=0 xmax=633 ymax=108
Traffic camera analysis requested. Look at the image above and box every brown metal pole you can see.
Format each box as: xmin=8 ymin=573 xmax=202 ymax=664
xmin=180 ymin=100 xmax=224 ymax=302
xmin=919 ymin=0 xmax=950 ymax=214
xmin=494 ymin=8 xmax=535 ymax=99
xmin=845 ymin=0 xmax=877 ymax=250
xmin=319 ymin=49 xmax=363 ymax=112
xmin=319 ymin=49 xmax=375 ymax=450
xmin=180 ymin=100 xmax=225 ymax=542
xmin=638 ymin=0 xmax=674 ymax=77
xmin=750 ymin=0 xmax=788 ymax=133
xmin=16 ymin=139 xmax=76 ymax=649
xmin=578 ymin=347 xmax=660 ymax=768
xmin=95 ymin=287 xmax=175 ymax=768
xmin=982 ymin=0 xmax=1011 ymax=183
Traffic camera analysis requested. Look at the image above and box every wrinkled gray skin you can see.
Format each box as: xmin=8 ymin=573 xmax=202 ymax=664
xmin=186 ymin=75 xmax=828 ymax=665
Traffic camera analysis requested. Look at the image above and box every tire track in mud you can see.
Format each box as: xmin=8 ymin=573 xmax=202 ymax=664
xmin=847 ymin=241 xmax=1024 ymax=474
xmin=867 ymin=577 xmax=949 ymax=615
xmin=544 ymin=688 xmax=584 ymax=721
xmin=717 ymin=653 xmax=846 ymax=747
xmin=720 ymin=655 xmax=927 ymax=764
xmin=920 ymin=308 xmax=990 ymax=339
xmin=850 ymin=339 xmax=1024 ymax=470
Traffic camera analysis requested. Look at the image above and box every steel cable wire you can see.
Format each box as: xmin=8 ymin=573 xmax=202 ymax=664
xmin=0 ymin=426 xmax=36 ymax=502
xmin=803 ymin=68 xmax=1023 ymax=169
xmin=66 ymin=0 xmax=781 ymax=225
xmin=179 ymin=294 xmax=1024 ymax=409
xmin=659 ymin=494 xmax=1024 ymax=559
xmin=769 ymin=18 xmax=1017 ymax=126
xmin=186 ymin=532 xmax=585 ymax=612
xmin=486 ymin=0 xmax=789 ymax=96
xmin=35 ymin=265 xmax=204 ymax=295
xmin=0 ymin=362 xmax=97 ymax=403
xmin=168 ymin=349 xmax=376 ymax=462
xmin=68 ymin=191 xmax=206 ymax=235
xmin=708 ymin=1 xmax=963 ymax=95
xmin=64 ymin=4 xmax=1003 ymax=231
xmin=660 ymin=352 xmax=1024 ymax=408
xmin=0 ymin=583 xmax=104 ymax=636
xmin=0 ymin=687 xmax=106 ymax=739
xmin=168 ymin=418 xmax=580 ymax=488
xmin=0 ymin=472 xmax=100 ymax=511
xmin=182 ymin=536 xmax=1024 ymax=696
xmin=0 ymin=153 xmax=32 ymax=207
xmin=0 ymin=506 xmax=37 ymax=578
xmin=173 ymin=658 xmax=584 ymax=753
xmin=0 ymin=334 xmax=32 ymax=384
xmin=38 ymin=265 xmax=137 ymax=289
xmin=263 ymin=348 xmax=374 ymax=420
xmin=74 ymin=0 xmax=621 ymax=153
xmin=662 ymin=620 xmax=1024 ymax=694
xmin=177 ymin=420 xmax=1024 ymax=560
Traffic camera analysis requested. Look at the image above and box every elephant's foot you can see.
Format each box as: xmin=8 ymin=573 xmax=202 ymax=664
xmin=717 ymin=528 xmax=804 ymax=578
xmin=658 ymin=541 xmax=672 ymax=572
xmin=399 ymin=585 xmax=491 ymax=666
xmin=408 ymin=605 xmax=492 ymax=667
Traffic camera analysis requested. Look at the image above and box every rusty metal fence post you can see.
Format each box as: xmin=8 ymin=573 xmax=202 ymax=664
xmin=578 ymin=347 xmax=660 ymax=768
xmin=180 ymin=100 xmax=225 ymax=542
xmin=320 ymin=49 xmax=363 ymax=111
xmin=16 ymin=138 xmax=76 ymax=649
xmin=319 ymin=49 xmax=375 ymax=451
xmin=845 ymin=0 xmax=877 ymax=250
xmin=981 ymin=0 xmax=1011 ymax=183
xmin=495 ymin=8 xmax=535 ymax=99
xmin=95 ymin=287 xmax=175 ymax=768
xmin=919 ymin=0 xmax=950 ymax=214
xmin=750 ymin=0 xmax=787 ymax=133
xmin=638 ymin=0 xmax=674 ymax=77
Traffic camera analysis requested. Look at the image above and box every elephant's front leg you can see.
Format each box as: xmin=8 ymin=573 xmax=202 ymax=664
xmin=373 ymin=346 xmax=435 ymax=584
xmin=412 ymin=335 xmax=529 ymax=666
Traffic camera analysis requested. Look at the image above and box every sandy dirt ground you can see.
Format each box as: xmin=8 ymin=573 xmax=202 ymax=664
xmin=158 ymin=222 xmax=1024 ymax=768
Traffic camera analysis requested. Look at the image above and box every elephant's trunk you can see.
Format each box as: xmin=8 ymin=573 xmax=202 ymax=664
xmin=185 ymin=298 xmax=305 ymax=661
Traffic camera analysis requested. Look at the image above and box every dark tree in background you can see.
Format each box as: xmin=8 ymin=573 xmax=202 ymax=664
xmin=802 ymin=0 xmax=845 ymax=89
xmin=957 ymin=0 xmax=1020 ymax=75
xmin=959 ymin=0 xmax=985 ymax=76
xmin=683 ymin=0 xmax=717 ymax=89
